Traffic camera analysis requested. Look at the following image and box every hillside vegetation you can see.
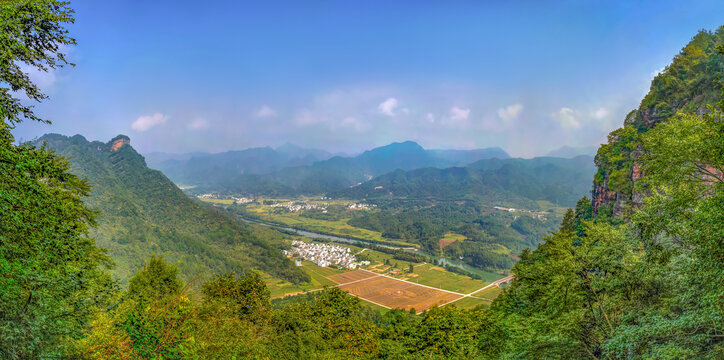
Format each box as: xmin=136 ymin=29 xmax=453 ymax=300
xmin=336 ymin=155 xmax=595 ymax=209
xmin=36 ymin=134 xmax=307 ymax=284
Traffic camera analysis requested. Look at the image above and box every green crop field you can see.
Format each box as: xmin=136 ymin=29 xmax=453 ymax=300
xmin=198 ymin=198 xmax=234 ymax=205
xmin=265 ymin=261 xmax=345 ymax=298
xmin=394 ymin=263 xmax=488 ymax=294
xmin=449 ymin=296 xmax=493 ymax=310
xmin=439 ymin=232 xmax=466 ymax=249
xmin=472 ymin=285 xmax=504 ymax=300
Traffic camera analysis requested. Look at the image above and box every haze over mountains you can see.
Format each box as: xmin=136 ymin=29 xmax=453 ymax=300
xmin=147 ymin=141 xmax=523 ymax=195
xmin=336 ymin=155 xmax=595 ymax=209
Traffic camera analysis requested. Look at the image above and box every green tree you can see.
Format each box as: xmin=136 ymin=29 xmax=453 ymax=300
xmin=201 ymin=271 xmax=271 ymax=320
xmin=0 ymin=1 xmax=113 ymax=358
xmin=603 ymin=101 xmax=724 ymax=358
xmin=80 ymin=256 xmax=191 ymax=360
xmin=0 ymin=0 xmax=76 ymax=125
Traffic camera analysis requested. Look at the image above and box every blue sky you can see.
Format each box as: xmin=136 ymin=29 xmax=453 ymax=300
xmin=11 ymin=0 xmax=724 ymax=157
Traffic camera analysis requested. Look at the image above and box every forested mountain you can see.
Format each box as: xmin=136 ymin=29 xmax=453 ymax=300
xmin=146 ymin=143 xmax=334 ymax=187
xmin=592 ymin=27 xmax=724 ymax=216
xmin=336 ymin=155 xmax=595 ymax=209
xmin=490 ymin=27 xmax=724 ymax=358
xmin=36 ymin=134 xmax=306 ymax=283
xmin=187 ymin=141 xmax=510 ymax=195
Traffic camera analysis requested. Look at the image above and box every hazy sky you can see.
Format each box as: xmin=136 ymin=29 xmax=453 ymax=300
xmin=11 ymin=0 xmax=724 ymax=157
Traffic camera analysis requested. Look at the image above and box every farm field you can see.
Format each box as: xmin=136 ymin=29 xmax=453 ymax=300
xmin=439 ymin=232 xmax=465 ymax=249
xmin=268 ymin=257 xmax=508 ymax=313
xmin=450 ymin=296 xmax=493 ymax=309
xmin=472 ymin=285 xmax=505 ymax=300
xmin=389 ymin=263 xmax=485 ymax=294
xmin=265 ymin=261 xmax=345 ymax=298
xmin=331 ymin=270 xmax=463 ymax=313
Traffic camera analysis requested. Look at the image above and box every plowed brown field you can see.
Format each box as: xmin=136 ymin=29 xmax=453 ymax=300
xmin=329 ymin=269 xmax=462 ymax=313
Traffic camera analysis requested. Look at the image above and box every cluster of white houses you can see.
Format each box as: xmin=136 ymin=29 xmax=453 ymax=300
xmin=271 ymin=201 xmax=328 ymax=212
xmin=284 ymin=240 xmax=370 ymax=269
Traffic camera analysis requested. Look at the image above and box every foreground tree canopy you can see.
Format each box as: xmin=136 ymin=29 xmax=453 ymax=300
xmin=0 ymin=1 xmax=721 ymax=358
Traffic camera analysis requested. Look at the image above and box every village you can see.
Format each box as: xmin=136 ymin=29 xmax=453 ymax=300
xmin=493 ymin=205 xmax=548 ymax=220
xmin=284 ymin=240 xmax=370 ymax=269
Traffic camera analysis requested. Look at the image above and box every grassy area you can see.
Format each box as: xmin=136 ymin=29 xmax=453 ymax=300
xmin=472 ymin=285 xmax=504 ymax=299
xmin=198 ymin=198 xmax=234 ymax=205
xmin=439 ymin=232 xmax=466 ymax=249
xmin=449 ymin=296 xmax=493 ymax=309
xmin=536 ymin=200 xmax=568 ymax=216
xmin=394 ymin=263 xmax=487 ymax=294
xmin=265 ymin=261 xmax=345 ymax=298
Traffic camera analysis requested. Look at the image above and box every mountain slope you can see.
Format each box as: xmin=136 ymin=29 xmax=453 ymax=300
xmin=335 ymin=155 xmax=596 ymax=209
xmin=147 ymin=144 xmax=335 ymax=187
xmin=37 ymin=134 xmax=306 ymax=283
xmin=191 ymin=141 xmax=510 ymax=195
xmin=592 ymin=26 xmax=724 ymax=216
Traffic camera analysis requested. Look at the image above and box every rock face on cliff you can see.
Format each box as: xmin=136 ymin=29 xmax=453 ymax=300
xmin=592 ymin=27 xmax=724 ymax=215
xmin=110 ymin=135 xmax=130 ymax=151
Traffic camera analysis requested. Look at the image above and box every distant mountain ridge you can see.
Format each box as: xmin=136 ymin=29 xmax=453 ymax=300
xmin=334 ymin=155 xmax=596 ymax=209
xmin=175 ymin=141 xmax=510 ymax=195
xmin=546 ymin=145 xmax=597 ymax=158
xmin=146 ymin=143 xmax=335 ymax=187
xmin=36 ymin=133 xmax=306 ymax=283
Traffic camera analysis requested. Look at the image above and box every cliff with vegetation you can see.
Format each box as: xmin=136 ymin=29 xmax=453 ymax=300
xmin=593 ymin=26 xmax=724 ymax=216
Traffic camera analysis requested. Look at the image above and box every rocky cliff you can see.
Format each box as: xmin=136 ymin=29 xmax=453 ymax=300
xmin=592 ymin=27 xmax=724 ymax=215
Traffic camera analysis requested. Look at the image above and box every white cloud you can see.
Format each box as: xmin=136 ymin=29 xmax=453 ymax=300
xmin=188 ymin=118 xmax=208 ymax=130
xmin=592 ymin=107 xmax=609 ymax=120
xmin=449 ymin=106 xmax=470 ymax=120
xmin=497 ymin=103 xmax=523 ymax=123
xmin=132 ymin=112 xmax=168 ymax=132
xmin=553 ymin=107 xmax=581 ymax=129
xmin=426 ymin=113 xmax=435 ymax=123
xmin=295 ymin=108 xmax=316 ymax=126
xmin=378 ymin=97 xmax=398 ymax=116
xmin=339 ymin=116 xmax=368 ymax=132
xmin=256 ymin=105 xmax=277 ymax=118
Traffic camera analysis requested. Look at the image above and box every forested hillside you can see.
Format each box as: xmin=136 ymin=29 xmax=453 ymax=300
xmin=593 ymin=27 xmax=724 ymax=216
xmin=36 ymin=134 xmax=306 ymax=283
xmin=336 ymin=155 xmax=595 ymax=209
xmin=489 ymin=27 xmax=724 ymax=358
xmin=185 ymin=141 xmax=510 ymax=195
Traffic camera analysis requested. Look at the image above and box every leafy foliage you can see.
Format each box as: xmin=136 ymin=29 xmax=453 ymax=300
xmin=37 ymin=133 xmax=308 ymax=284
xmin=0 ymin=2 xmax=113 ymax=358
xmin=0 ymin=0 xmax=76 ymax=125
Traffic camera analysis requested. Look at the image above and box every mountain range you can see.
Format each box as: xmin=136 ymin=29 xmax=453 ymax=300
xmin=334 ymin=155 xmax=596 ymax=209
xmin=160 ymin=141 xmax=511 ymax=195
